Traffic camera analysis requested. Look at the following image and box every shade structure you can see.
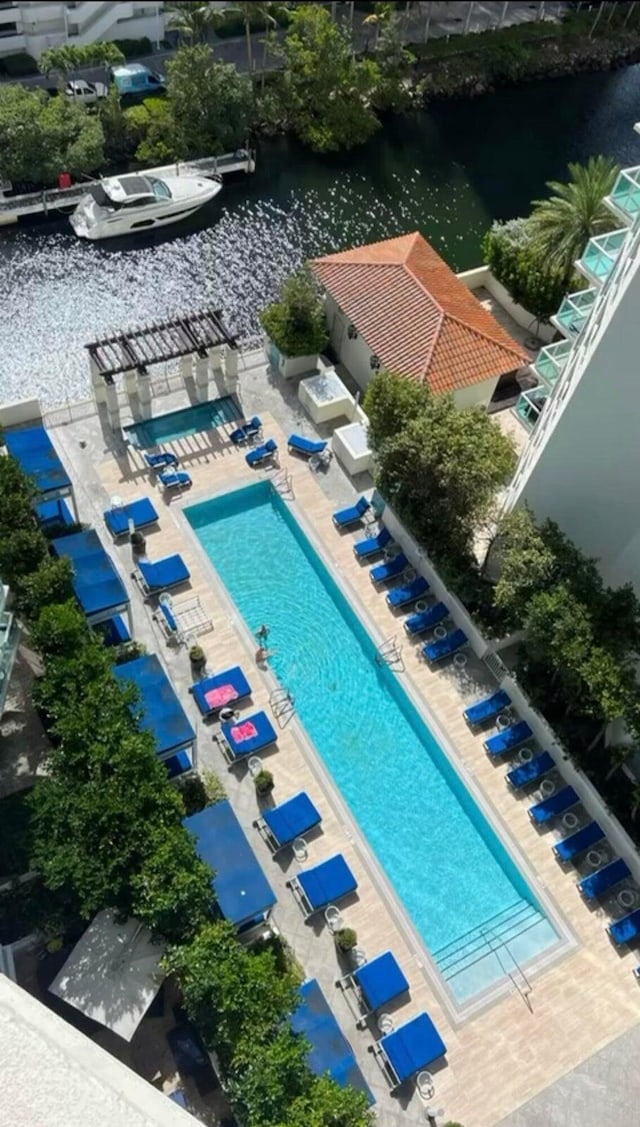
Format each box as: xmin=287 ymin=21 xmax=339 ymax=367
xmin=51 ymin=529 xmax=129 ymax=627
xmin=291 ymin=979 xmax=373 ymax=1104
xmin=184 ymin=801 xmax=276 ymax=931
xmin=113 ymin=654 xmax=195 ymax=764
xmin=5 ymin=425 xmax=72 ymax=499
xmin=49 ymin=909 xmax=165 ymax=1042
xmin=353 ymin=952 xmax=409 ymax=1013
xmin=379 ymin=1012 xmax=447 ymax=1088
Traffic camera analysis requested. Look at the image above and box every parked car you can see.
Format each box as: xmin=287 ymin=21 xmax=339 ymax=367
xmin=110 ymin=63 xmax=165 ymax=97
xmin=64 ymin=79 xmax=108 ymax=105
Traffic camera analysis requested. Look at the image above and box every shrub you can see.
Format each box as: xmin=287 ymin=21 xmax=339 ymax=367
xmin=201 ymin=768 xmax=227 ymax=806
xmin=113 ymin=640 xmax=147 ymax=665
xmin=254 ymin=769 xmax=274 ymax=796
xmin=176 ymin=773 xmax=208 ymax=815
xmin=112 ymin=37 xmax=152 ymax=59
xmin=16 ymin=556 xmax=74 ymax=621
xmin=260 ymin=268 xmax=328 ymax=358
xmin=335 ymin=927 xmax=358 ymax=952
xmin=483 ymin=217 xmax=569 ymax=324
xmin=189 ymin=644 xmax=206 ymax=668
xmin=0 ymin=53 xmax=38 ymax=77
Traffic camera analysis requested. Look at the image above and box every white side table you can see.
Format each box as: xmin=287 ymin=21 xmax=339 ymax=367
xmin=377 ymin=1012 xmax=394 ymax=1034
xmin=247 ymin=757 xmax=262 ymax=778
xmin=563 ymin=811 xmax=579 ymax=831
xmin=324 ymin=905 xmax=343 ymax=933
xmin=292 ymin=837 xmax=307 ymax=862
xmin=453 ymin=652 xmax=468 ymax=670
xmin=433 ymin=625 xmax=448 ymax=641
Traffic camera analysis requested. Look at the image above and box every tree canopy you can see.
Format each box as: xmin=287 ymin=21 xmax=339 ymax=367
xmin=0 ymin=84 xmax=104 ymax=186
xmin=527 ymin=155 xmax=620 ymax=278
xmin=166 ymin=46 xmax=254 ymax=156
xmin=277 ymin=5 xmax=381 ymax=152
xmin=38 ymin=42 xmax=124 ymax=81
xmin=482 ymin=217 xmax=569 ymax=323
xmin=260 ymin=267 xmax=328 ymax=357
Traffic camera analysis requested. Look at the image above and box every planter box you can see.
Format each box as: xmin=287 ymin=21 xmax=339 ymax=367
xmin=264 ymin=336 xmax=318 ymax=381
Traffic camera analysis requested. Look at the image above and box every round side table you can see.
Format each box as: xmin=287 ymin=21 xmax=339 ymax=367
xmin=540 ymin=778 xmax=556 ymax=798
xmin=453 ymin=652 xmax=467 ymax=670
xmin=618 ymin=888 xmax=637 ymax=910
xmin=433 ymin=625 xmax=448 ymax=641
xmin=247 ymin=757 xmax=262 ymax=779
xmin=292 ymin=837 xmax=307 ymax=863
xmin=519 ymin=746 xmax=534 ymax=764
xmin=562 ymin=811 xmax=579 ymax=831
xmin=377 ymin=1012 xmax=394 ymax=1034
xmin=324 ymin=905 xmax=343 ymax=933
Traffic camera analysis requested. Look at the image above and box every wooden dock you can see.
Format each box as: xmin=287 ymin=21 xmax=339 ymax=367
xmin=0 ymin=150 xmax=256 ymax=227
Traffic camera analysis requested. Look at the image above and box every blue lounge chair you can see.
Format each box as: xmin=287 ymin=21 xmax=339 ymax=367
xmin=257 ymin=792 xmax=322 ymax=855
xmin=159 ymin=470 xmax=192 ymax=490
xmin=506 ymin=751 xmax=555 ymax=790
xmin=229 ymin=416 xmax=262 ymax=445
xmin=370 ymin=553 xmax=409 ymax=585
xmin=220 ymin=709 xmax=277 ymax=763
xmin=104 ymin=496 xmax=159 ymax=538
xmin=375 ymin=1012 xmax=447 ymax=1091
xmin=137 ymin=554 xmax=190 ymax=595
xmin=405 ymin=602 xmax=449 ymax=637
xmin=157 ymin=599 xmax=180 ymax=641
xmin=287 ymin=433 xmax=329 ymax=458
xmin=246 ymin=439 xmax=278 ymax=467
xmin=145 ymin=451 xmax=178 ymax=469
xmin=529 ymin=786 xmax=579 ymax=825
xmin=463 ymin=689 xmax=511 ymax=727
xmin=344 ymin=952 xmax=409 ymax=1027
xmin=484 ymin=721 xmax=533 ymax=757
xmin=578 ymin=858 xmax=631 ymax=901
xmin=423 ymin=627 xmax=467 ymax=664
xmin=191 ymin=665 xmax=251 ymax=718
xmin=553 ymin=821 xmax=605 ymax=863
xmin=353 ymin=527 xmax=393 ymax=560
xmin=289 ymin=854 xmax=358 ymax=920
xmin=386 ymin=576 xmax=429 ymax=609
xmin=332 ymin=496 xmax=371 ymax=529
xmin=608 ymin=908 xmax=640 ymax=946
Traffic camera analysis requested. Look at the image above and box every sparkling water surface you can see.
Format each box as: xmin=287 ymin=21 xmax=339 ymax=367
xmin=188 ymin=484 xmax=559 ymax=1001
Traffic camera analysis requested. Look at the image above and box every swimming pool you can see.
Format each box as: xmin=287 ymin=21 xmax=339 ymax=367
xmin=124 ymin=396 xmax=241 ymax=448
xmin=187 ymin=483 xmax=560 ymax=1004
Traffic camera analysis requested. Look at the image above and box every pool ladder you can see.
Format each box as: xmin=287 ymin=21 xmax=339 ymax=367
xmin=270 ymin=469 xmax=294 ymax=499
xmin=479 ymin=924 xmax=533 ymax=1012
xmin=270 ymin=686 xmax=295 ymax=726
xmin=375 ymin=635 xmax=405 ymax=672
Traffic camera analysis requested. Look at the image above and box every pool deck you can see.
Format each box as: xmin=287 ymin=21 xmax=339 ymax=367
xmin=32 ymin=353 xmax=640 ymax=1126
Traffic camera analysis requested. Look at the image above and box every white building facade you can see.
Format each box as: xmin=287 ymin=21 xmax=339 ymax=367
xmin=0 ymin=2 xmax=165 ymax=59
xmin=504 ymin=154 xmax=640 ymax=592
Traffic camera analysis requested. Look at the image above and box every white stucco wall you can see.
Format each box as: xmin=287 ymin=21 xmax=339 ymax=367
xmin=0 ymin=975 xmax=191 ymax=1127
xmin=324 ymin=296 xmax=376 ymax=393
xmin=453 ymin=376 xmax=500 ymax=409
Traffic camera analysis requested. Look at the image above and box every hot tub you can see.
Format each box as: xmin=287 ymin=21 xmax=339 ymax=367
xmin=332 ymin=422 xmax=373 ymax=476
xmin=298 ymin=368 xmax=352 ymax=424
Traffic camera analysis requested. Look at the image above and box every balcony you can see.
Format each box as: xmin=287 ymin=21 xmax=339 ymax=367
xmin=551 ymin=287 xmax=597 ymax=339
xmin=606 ymin=166 xmax=640 ymax=225
xmin=532 ymin=339 xmax=573 ymax=389
xmin=515 ymin=388 xmax=549 ymax=432
xmin=576 ymin=228 xmax=629 ymax=286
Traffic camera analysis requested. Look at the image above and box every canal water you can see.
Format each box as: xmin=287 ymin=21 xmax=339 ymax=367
xmin=2 ymin=65 xmax=640 ymax=406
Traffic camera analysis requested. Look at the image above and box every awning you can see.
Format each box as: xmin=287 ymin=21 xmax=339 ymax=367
xmin=49 ymin=910 xmax=165 ymax=1042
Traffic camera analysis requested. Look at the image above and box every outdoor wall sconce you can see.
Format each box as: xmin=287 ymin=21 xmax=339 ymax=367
xmin=370 ymin=354 xmax=381 ymax=371
xmin=347 ymin=324 xmax=358 ymax=339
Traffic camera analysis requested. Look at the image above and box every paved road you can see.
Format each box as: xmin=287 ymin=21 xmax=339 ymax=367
xmin=1 ymin=1 xmax=569 ymax=90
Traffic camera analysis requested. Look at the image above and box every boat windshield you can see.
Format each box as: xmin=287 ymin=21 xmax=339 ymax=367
xmin=148 ymin=176 xmax=172 ymax=201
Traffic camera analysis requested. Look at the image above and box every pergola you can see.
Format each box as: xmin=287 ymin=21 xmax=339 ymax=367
xmin=86 ymin=308 xmax=237 ymax=384
xmin=86 ymin=308 xmax=240 ymax=427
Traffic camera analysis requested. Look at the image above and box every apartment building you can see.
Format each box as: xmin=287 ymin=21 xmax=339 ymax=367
xmin=505 ymin=134 xmax=640 ymax=592
xmin=0 ymin=1 xmax=165 ymax=58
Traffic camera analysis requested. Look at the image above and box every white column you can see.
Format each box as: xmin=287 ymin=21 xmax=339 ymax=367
xmin=105 ymin=382 xmax=120 ymax=430
xmin=208 ymin=345 xmax=222 ymax=374
xmin=137 ymin=370 xmax=151 ymax=408
xmin=90 ymin=357 xmax=107 ymax=405
xmin=194 ymin=355 xmax=209 ymax=401
xmin=123 ymin=368 xmax=137 ymax=397
xmin=179 ymin=354 xmax=193 ymax=383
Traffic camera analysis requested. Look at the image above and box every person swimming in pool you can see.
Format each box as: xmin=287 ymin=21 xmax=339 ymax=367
xmin=256 ymin=624 xmax=270 ymax=643
xmin=256 ymin=645 xmax=276 ymax=664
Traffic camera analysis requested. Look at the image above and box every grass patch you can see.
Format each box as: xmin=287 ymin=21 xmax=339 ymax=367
xmin=0 ymin=788 xmax=33 ymax=879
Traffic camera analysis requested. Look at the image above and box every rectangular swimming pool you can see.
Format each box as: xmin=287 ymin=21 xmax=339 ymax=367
xmin=124 ymin=396 xmax=241 ymax=448
xmin=187 ymin=483 xmax=560 ymax=1004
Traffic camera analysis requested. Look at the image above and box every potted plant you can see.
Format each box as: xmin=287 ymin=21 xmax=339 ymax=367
xmin=254 ymin=768 xmax=274 ymax=797
xmin=260 ymin=267 xmax=329 ymax=380
xmin=189 ymin=644 xmax=206 ymax=673
xmin=334 ymin=927 xmax=357 ymax=954
xmin=130 ymin=529 xmax=146 ymax=554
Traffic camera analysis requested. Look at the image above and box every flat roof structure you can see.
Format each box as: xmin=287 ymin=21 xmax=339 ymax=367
xmin=85 ymin=308 xmax=237 ymax=383
xmin=51 ymin=529 xmax=129 ymax=628
xmin=5 ymin=424 xmax=74 ymax=508
xmin=113 ymin=654 xmax=196 ymax=764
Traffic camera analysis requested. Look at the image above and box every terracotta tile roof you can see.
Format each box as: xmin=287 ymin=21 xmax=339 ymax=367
xmin=310 ymin=232 xmax=528 ymax=394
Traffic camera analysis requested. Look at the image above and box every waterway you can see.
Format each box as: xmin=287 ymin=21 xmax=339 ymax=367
xmin=2 ymin=65 xmax=640 ymax=406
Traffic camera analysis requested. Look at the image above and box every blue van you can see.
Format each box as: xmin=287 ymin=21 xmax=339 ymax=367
xmin=111 ymin=64 xmax=166 ymax=97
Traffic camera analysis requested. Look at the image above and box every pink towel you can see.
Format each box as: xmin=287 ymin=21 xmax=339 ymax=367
xmin=205 ymin=684 xmax=238 ymax=709
xmin=230 ymin=720 xmax=258 ymax=743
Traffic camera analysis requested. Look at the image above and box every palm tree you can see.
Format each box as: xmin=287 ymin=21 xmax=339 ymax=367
xmin=527 ymin=155 xmax=620 ymax=278
xmin=165 ymin=1 xmax=218 ymax=44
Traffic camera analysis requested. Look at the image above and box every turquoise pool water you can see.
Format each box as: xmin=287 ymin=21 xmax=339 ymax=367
xmin=187 ymin=483 xmax=559 ymax=1002
xmin=124 ymin=397 xmax=241 ymax=448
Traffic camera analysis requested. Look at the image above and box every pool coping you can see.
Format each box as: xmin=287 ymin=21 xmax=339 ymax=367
xmin=178 ymin=477 xmax=577 ymax=1027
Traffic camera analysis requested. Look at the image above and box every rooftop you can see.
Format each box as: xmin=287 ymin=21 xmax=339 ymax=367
xmin=310 ymin=233 xmax=528 ymax=394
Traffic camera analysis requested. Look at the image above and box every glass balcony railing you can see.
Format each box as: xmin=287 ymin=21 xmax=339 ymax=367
xmin=577 ymin=228 xmax=629 ymax=285
xmin=532 ymin=339 xmax=573 ymax=388
xmin=551 ymin=287 xmax=597 ymax=338
xmin=606 ymin=166 xmax=640 ymax=224
xmin=515 ymin=388 xmax=549 ymax=431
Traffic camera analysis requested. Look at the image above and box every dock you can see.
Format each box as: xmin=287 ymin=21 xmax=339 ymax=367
xmin=0 ymin=150 xmax=256 ymax=227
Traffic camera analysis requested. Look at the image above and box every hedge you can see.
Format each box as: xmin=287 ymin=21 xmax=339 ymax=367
xmin=214 ymin=9 xmax=291 ymax=40
xmin=112 ymin=37 xmax=152 ymax=59
xmin=0 ymin=52 xmax=39 ymax=77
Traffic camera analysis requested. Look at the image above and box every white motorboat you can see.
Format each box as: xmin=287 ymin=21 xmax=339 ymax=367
xmin=70 ymin=172 xmax=222 ymax=239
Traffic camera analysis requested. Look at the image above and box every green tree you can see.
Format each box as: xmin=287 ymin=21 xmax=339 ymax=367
xmin=16 ymin=557 xmax=74 ymax=621
xmin=0 ymin=528 xmax=48 ymax=588
xmin=38 ymin=42 xmax=124 ymax=84
xmin=230 ymin=1028 xmax=310 ymax=1127
xmin=482 ymin=218 xmax=569 ymax=323
xmin=489 ymin=507 xmax=555 ymax=626
xmin=130 ymin=825 xmax=215 ymax=944
xmin=278 ymin=4 xmax=381 ymax=152
xmin=99 ymin=87 xmax=137 ymax=164
xmin=528 ymin=156 xmax=620 ymax=278
xmin=166 ymin=46 xmax=253 ymax=156
xmin=40 ymin=96 xmax=105 ymax=179
xmin=0 ymin=84 xmax=104 ymax=185
xmin=165 ymin=0 xmax=220 ymax=44
xmin=363 ymin=369 xmax=429 ymax=449
xmin=260 ymin=267 xmax=328 ymax=357
xmin=164 ymin=920 xmax=301 ymax=1065
xmin=124 ymin=97 xmax=178 ymax=163
xmin=0 ymin=85 xmax=50 ymax=184
xmin=278 ymin=1074 xmax=376 ymax=1127
xmin=30 ymin=601 xmax=90 ymax=659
